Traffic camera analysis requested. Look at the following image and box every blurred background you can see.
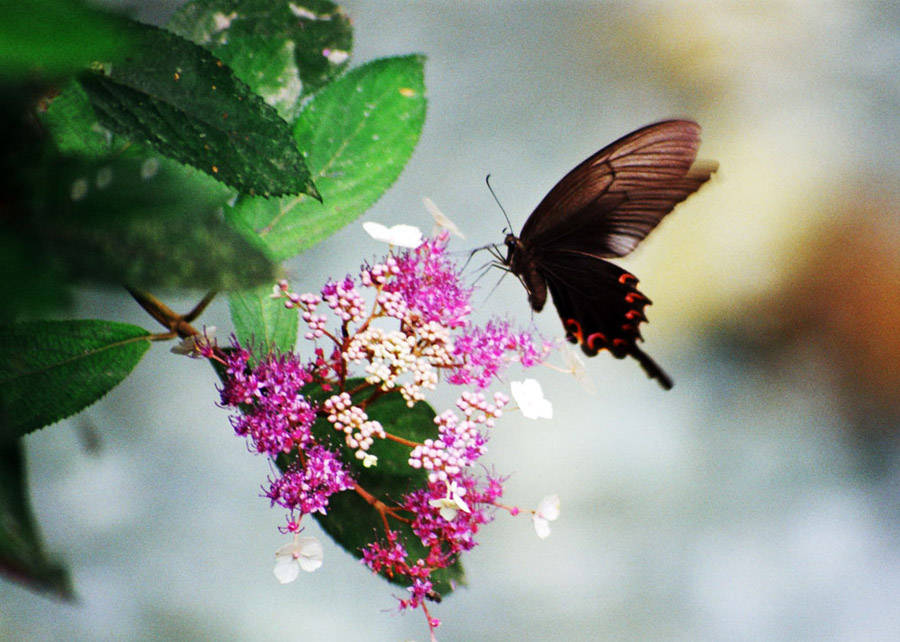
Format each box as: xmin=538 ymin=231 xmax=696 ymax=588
xmin=5 ymin=2 xmax=900 ymax=640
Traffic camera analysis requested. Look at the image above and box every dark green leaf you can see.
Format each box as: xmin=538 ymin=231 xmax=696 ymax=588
xmin=33 ymin=155 xmax=277 ymax=290
xmin=227 ymin=54 xmax=427 ymax=260
xmin=0 ymin=0 xmax=133 ymax=79
xmin=2 ymin=82 xmax=75 ymax=321
xmin=0 ymin=221 xmax=69 ymax=324
xmin=0 ymin=441 xmax=73 ymax=599
xmin=168 ymin=0 xmax=352 ymax=122
xmin=78 ymin=21 xmax=319 ymax=199
xmin=0 ymin=320 xmax=151 ymax=440
xmin=228 ymin=284 xmax=298 ymax=359
xmin=306 ymin=379 xmax=465 ymax=595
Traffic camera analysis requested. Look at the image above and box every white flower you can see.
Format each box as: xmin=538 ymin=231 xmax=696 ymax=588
xmin=532 ymin=494 xmax=560 ymax=539
xmin=361 ymin=453 xmax=378 ymax=468
xmin=273 ymin=536 xmax=324 ymax=583
xmin=363 ymin=221 xmax=424 ymax=248
xmin=561 ymin=344 xmax=596 ymax=394
xmin=170 ymin=326 xmax=216 ymax=358
xmin=510 ymin=379 xmax=553 ymax=420
xmin=428 ymin=481 xmax=471 ymax=521
xmin=423 ymin=196 xmax=465 ymax=239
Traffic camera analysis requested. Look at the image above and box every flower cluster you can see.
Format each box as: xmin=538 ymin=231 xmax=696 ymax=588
xmin=220 ymin=348 xmax=318 ymax=455
xmin=322 ymin=391 xmax=386 ymax=461
xmin=409 ymin=391 xmax=508 ymax=483
xmin=265 ymin=445 xmax=355 ymax=515
xmin=207 ymin=227 xmax=558 ymax=638
xmin=450 ymin=320 xmax=551 ymax=388
xmin=361 ymin=469 xmax=506 ymax=611
xmin=215 ymin=343 xmax=353 ymax=522
xmin=381 ymin=236 xmax=473 ymax=328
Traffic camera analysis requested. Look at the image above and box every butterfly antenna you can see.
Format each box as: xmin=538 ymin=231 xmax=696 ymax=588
xmin=485 ymin=174 xmax=513 ymax=232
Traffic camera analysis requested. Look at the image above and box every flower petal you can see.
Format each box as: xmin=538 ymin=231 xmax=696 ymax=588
xmin=533 ymin=515 xmax=552 ymax=539
xmin=438 ymin=505 xmax=459 ymax=521
xmin=170 ymin=326 xmax=216 ymax=358
xmin=363 ymin=221 xmax=424 ymax=248
xmin=296 ymin=536 xmax=324 ymax=572
xmin=273 ymin=553 xmax=301 ymax=584
xmin=511 ymin=379 xmax=553 ymax=420
xmin=536 ymin=494 xmax=561 ymax=521
xmin=424 ymin=196 xmax=465 ymax=239
xmin=561 ymin=344 xmax=596 ymax=394
xmin=532 ymin=495 xmax=559 ymax=539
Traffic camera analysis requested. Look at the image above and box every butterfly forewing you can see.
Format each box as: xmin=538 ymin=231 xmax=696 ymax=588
xmin=520 ymin=120 xmax=714 ymax=259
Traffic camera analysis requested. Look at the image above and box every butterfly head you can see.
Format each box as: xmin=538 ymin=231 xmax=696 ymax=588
xmin=503 ymin=232 xmax=520 ymax=262
xmin=502 ymin=232 xmax=530 ymax=277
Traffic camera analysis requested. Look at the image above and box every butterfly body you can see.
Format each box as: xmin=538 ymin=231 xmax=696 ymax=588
xmin=502 ymin=120 xmax=717 ymax=390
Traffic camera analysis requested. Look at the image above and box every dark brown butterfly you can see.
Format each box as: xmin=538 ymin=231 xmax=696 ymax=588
xmin=502 ymin=120 xmax=717 ymax=389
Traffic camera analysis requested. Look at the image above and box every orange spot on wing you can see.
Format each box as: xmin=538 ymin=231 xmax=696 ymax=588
xmin=565 ymin=318 xmax=584 ymax=344
xmin=586 ymin=332 xmax=609 ymax=354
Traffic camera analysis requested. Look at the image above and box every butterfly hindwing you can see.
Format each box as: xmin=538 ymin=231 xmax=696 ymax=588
xmin=536 ymin=250 xmax=673 ymax=389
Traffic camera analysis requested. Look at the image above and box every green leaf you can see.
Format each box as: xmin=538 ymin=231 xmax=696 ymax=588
xmin=0 ymin=0 xmax=133 ymax=79
xmin=306 ymin=380 xmax=465 ymax=595
xmin=0 ymin=441 xmax=73 ymax=599
xmin=39 ymin=80 xmax=131 ymax=158
xmin=168 ymin=0 xmax=352 ymax=122
xmin=228 ymin=284 xmax=298 ymax=358
xmin=227 ymin=54 xmax=427 ymax=260
xmin=39 ymin=81 xmax=110 ymax=157
xmin=78 ymin=21 xmax=320 ymax=199
xmin=0 ymin=320 xmax=151 ymax=440
xmin=31 ymin=155 xmax=277 ymax=290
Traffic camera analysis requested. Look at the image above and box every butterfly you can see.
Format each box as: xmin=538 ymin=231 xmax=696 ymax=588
xmin=501 ymin=120 xmax=717 ymax=389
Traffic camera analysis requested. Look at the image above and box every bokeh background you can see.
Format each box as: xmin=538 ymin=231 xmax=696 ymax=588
xmin=5 ymin=2 xmax=900 ymax=641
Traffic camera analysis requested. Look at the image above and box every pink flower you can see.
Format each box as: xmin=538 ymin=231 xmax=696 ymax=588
xmin=265 ymin=445 xmax=355 ymax=515
xmin=383 ymin=234 xmax=473 ymax=329
xmin=219 ymin=345 xmax=316 ymax=456
xmin=449 ymin=320 xmax=552 ymax=388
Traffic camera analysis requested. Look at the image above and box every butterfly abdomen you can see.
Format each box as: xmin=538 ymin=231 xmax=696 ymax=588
xmin=504 ymin=234 xmax=548 ymax=311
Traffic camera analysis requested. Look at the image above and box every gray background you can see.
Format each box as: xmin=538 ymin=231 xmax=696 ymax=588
xmin=5 ymin=2 xmax=900 ymax=641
